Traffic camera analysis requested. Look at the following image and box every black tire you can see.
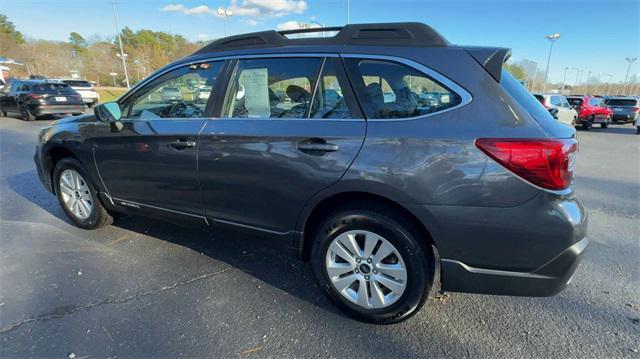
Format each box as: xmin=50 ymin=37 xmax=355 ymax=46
xmin=310 ymin=203 xmax=434 ymax=324
xmin=19 ymin=104 xmax=35 ymax=121
xmin=53 ymin=157 xmax=113 ymax=230
xmin=1 ymin=109 xmax=6 ymax=117
xmin=636 ymin=126 xmax=640 ymax=135
xmin=582 ymin=121 xmax=591 ymax=130
xmin=601 ymin=122 xmax=608 ymax=128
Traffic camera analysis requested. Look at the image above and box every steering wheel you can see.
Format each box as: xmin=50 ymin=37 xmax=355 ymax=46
xmin=163 ymin=102 xmax=204 ymax=118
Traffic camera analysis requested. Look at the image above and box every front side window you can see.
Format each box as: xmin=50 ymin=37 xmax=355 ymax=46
xmin=550 ymin=96 xmax=562 ymax=106
xmin=129 ymin=61 xmax=223 ymax=119
xmin=345 ymin=58 xmax=462 ymax=119
xmin=224 ymin=57 xmax=322 ymax=118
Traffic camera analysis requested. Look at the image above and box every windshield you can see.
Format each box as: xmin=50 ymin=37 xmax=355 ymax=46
xmin=63 ymin=80 xmax=92 ymax=87
xmin=606 ymin=99 xmax=637 ymax=107
xmin=500 ymin=69 xmax=553 ymax=121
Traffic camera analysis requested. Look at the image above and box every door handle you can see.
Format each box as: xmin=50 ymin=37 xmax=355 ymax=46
xmin=169 ymin=139 xmax=197 ymax=150
xmin=297 ymin=139 xmax=339 ymax=154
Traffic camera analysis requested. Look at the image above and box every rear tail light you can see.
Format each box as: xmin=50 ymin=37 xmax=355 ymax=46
xmin=27 ymin=93 xmax=44 ymax=100
xmin=475 ymin=138 xmax=578 ymax=191
xmin=634 ymin=107 xmax=639 ymax=113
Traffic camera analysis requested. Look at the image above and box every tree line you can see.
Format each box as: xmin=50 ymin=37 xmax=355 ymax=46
xmin=1 ymin=12 xmax=201 ymax=87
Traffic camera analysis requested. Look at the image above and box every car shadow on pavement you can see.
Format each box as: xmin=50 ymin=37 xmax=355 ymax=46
xmin=7 ymin=169 xmax=482 ymax=358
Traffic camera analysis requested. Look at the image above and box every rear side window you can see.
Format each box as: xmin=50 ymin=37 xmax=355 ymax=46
xmin=224 ymin=57 xmax=322 ymax=118
xmin=344 ymin=58 xmax=461 ymax=119
xmin=500 ymin=69 xmax=553 ymax=121
xmin=588 ymin=98 xmax=604 ymax=107
xmin=550 ymin=96 xmax=562 ymax=106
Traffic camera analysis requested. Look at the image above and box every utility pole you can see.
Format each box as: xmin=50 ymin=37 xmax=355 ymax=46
xmin=585 ymin=70 xmax=592 ymax=94
xmin=623 ymin=57 xmax=638 ymax=95
xmin=111 ymin=2 xmax=130 ymax=88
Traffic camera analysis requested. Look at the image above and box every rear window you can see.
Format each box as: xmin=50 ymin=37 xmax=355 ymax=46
xmin=500 ymin=69 xmax=553 ymax=121
xmin=606 ymin=99 xmax=637 ymax=106
xmin=63 ymin=80 xmax=92 ymax=87
xmin=32 ymin=83 xmax=71 ymax=92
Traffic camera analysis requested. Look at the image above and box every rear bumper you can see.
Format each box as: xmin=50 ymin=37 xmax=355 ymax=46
xmin=612 ymin=114 xmax=637 ymax=122
xmin=29 ymin=104 xmax=86 ymax=115
xmin=405 ymin=191 xmax=588 ymax=297
xmin=440 ymin=237 xmax=588 ymax=296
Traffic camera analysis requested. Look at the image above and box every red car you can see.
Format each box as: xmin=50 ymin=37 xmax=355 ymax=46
xmin=566 ymin=96 xmax=612 ymax=129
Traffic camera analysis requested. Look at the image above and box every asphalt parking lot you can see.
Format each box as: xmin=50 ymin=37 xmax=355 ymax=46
xmin=0 ymin=115 xmax=638 ymax=358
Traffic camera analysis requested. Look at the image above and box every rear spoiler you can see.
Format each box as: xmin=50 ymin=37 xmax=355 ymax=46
xmin=463 ymin=47 xmax=511 ymax=82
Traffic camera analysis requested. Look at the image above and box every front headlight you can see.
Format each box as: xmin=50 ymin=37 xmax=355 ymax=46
xmin=38 ymin=128 xmax=53 ymax=143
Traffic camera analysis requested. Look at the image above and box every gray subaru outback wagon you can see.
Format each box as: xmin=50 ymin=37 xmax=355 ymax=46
xmin=35 ymin=23 xmax=588 ymax=323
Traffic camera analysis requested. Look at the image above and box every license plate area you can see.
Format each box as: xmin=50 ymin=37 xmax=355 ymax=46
xmin=55 ymin=96 xmax=66 ymax=102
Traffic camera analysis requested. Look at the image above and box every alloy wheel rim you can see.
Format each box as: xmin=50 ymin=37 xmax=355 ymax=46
xmin=325 ymin=230 xmax=407 ymax=309
xmin=59 ymin=169 xmax=93 ymax=220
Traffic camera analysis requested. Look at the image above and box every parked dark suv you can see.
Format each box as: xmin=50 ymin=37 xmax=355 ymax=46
xmin=34 ymin=23 xmax=588 ymax=323
xmin=0 ymin=80 xmax=86 ymax=120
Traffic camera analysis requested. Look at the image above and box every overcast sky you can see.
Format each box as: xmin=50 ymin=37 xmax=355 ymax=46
xmin=3 ymin=0 xmax=639 ymax=83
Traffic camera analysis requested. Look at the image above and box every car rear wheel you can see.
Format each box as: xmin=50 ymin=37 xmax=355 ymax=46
xmin=601 ymin=116 xmax=610 ymax=128
xmin=310 ymin=204 xmax=434 ymax=324
xmin=53 ymin=157 xmax=113 ymax=230
xmin=19 ymin=105 xmax=35 ymax=121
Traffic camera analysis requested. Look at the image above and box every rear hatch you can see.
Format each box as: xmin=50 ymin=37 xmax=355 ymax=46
xmin=606 ymin=99 xmax=639 ymax=116
xmin=465 ymin=47 xmax=578 ymax=192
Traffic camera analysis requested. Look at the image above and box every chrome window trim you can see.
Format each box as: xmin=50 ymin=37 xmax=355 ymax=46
xmin=120 ymin=52 xmax=472 ymax=121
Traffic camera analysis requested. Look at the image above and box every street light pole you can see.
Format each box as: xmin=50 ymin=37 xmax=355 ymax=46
xmin=573 ymin=68 xmax=581 ymax=94
xmin=111 ymin=2 xmax=130 ymax=89
xmin=217 ymin=7 xmax=233 ymax=37
xmin=585 ymin=70 xmax=592 ymax=94
xmin=560 ymin=66 xmax=568 ymax=94
xmin=543 ymin=33 xmax=560 ymax=91
xmin=623 ymin=57 xmax=638 ymax=95
xmin=601 ymin=73 xmax=613 ymax=95
xmin=347 ymin=0 xmax=350 ymax=24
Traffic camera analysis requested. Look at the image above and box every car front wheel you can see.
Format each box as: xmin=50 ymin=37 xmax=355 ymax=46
xmin=310 ymin=204 xmax=434 ymax=324
xmin=53 ymin=157 xmax=113 ymax=229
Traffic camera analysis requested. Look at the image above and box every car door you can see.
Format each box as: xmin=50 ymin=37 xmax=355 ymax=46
xmin=558 ymin=97 xmax=574 ymax=125
xmin=198 ymin=56 xmax=366 ymax=235
xmin=2 ymin=82 xmax=21 ymax=112
xmin=93 ymin=61 xmax=225 ymax=216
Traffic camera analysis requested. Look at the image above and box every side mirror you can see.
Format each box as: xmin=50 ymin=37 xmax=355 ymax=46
xmin=94 ymin=102 xmax=122 ymax=122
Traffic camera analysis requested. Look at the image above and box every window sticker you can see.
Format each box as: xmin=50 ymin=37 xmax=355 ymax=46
xmin=240 ymin=68 xmax=270 ymax=118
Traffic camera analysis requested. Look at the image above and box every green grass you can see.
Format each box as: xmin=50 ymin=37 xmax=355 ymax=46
xmin=96 ymin=87 xmax=128 ymax=103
